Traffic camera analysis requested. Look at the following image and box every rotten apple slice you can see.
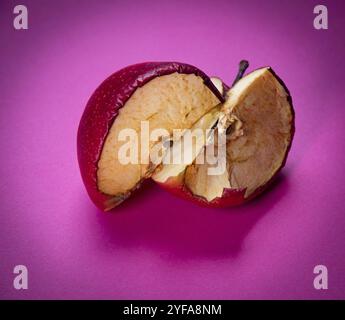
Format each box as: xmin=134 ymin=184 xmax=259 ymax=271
xmin=152 ymin=106 xmax=221 ymax=183
xmin=77 ymin=62 xmax=223 ymax=211
xmin=152 ymin=66 xmax=294 ymax=207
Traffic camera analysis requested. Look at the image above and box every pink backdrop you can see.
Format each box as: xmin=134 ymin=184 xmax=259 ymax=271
xmin=0 ymin=0 xmax=344 ymax=299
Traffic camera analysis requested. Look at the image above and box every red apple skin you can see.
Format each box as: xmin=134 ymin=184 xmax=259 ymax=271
xmin=155 ymin=176 xmax=246 ymax=208
xmin=77 ymin=62 xmax=225 ymax=211
xmin=155 ymin=69 xmax=295 ymax=208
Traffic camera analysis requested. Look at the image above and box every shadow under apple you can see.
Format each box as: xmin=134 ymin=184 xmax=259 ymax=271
xmin=82 ymin=172 xmax=290 ymax=260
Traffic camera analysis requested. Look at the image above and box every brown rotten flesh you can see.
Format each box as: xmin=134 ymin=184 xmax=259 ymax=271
xmin=97 ymin=73 xmax=221 ymax=199
xmin=153 ymin=67 xmax=294 ymax=206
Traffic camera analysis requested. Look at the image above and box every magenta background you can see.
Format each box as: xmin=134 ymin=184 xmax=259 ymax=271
xmin=1 ymin=0 xmax=345 ymax=299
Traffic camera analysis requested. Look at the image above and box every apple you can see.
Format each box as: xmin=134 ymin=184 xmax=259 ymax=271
xmin=152 ymin=63 xmax=295 ymax=207
xmin=77 ymin=62 xmax=224 ymax=211
xmin=78 ymin=61 xmax=294 ymax=211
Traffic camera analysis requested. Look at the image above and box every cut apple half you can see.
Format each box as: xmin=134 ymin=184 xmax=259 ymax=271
xmin=77 ymin=62 xmax=224 ymax=210
xmin=152 ymin=67 xmax=294 ymax=207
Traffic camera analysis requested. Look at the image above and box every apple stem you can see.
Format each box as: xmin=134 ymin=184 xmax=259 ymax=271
xmin=232 ymin=60 xmax=249 ymax=86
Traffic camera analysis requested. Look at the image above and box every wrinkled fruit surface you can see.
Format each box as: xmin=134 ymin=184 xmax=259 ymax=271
xmin=78 ymin=62 xmax=294 ymax=211
xmin=152 ymin=67 xmax=294 ymax=207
